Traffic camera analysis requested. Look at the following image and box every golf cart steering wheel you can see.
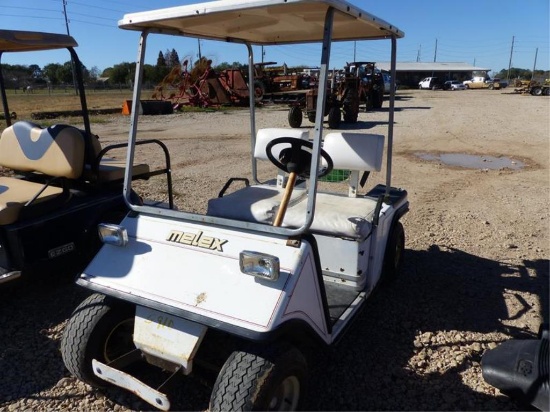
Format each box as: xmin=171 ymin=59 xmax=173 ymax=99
xmin=265 ymin=137 xmax=333 ymax=178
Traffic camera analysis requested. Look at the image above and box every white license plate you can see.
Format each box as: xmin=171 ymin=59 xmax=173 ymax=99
xmin=133 ymin=306 xmax=206 ymax=371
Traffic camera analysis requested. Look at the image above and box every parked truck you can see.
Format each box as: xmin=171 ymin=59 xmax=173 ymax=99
xmin=463 ymin=76 xmax=500 ymax=90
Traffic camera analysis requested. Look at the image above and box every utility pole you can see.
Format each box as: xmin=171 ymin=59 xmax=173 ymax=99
xmin=416 ymin=44 xmax=421 ymax=62
xmin=506 ymin=36 xmax=514 ymax=82
xmin=197 ymin=39 xmax=202 ymax=60
xmin=433 ymin=38 xmax=438 ymax=62
xmin=62 ymin=0 xmax=78 ymax=95
xmin=353 ymin=41 xmax=356 ymax=61
xmin=531 ymin=47 xmax=538 ymax=82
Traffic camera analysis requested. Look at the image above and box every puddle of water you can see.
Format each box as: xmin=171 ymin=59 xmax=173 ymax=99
xmin=416 ymin=153 xmax=525 ymax=170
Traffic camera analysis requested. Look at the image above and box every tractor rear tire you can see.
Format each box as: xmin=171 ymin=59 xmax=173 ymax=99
xmin=288 ymin=106 xmax=303 ymax=128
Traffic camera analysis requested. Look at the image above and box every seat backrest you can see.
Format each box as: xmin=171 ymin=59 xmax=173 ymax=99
xmin=323 ymin=132 xmax=384 ymax=171
xmin=254 ymin=128 xmax=309 ymax=188
xmin=322 ymin=132 xmax=385 ymax=197
xmin=0 ymin=121 xmax=86 ymax=179
xmin=254 ymin=128 xmax=309 ymax=161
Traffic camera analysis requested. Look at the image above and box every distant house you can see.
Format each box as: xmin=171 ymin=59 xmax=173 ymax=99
xmin=376 ymin=62 xmax=491 ymax=88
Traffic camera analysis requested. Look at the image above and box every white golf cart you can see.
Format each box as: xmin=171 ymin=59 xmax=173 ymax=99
xmin=61 ymin=1 xmax=408 ymax=410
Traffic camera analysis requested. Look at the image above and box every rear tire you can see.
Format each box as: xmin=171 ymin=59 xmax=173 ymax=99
xmin=210 ymin=344 xmax=307 ymax=411
xmin=381 ymin=221 xmax=405 ymax=284
xmin=61 ymin=293 xmax=136 ymax=388
xmin=532 ymin=87 xmax=543 ymax=96
xmin=288 ymin=106 xmax=303 ymax=128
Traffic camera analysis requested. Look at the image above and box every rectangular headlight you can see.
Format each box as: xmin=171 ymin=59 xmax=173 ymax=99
xmin=98 ymin=223 xmax=128 ymax=247
xmin=239 ymin=251 xmax=280 ymax=281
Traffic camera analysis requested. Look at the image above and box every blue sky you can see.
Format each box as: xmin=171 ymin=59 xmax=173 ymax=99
xmin=1 ymin=0 xmax=548 ymax=76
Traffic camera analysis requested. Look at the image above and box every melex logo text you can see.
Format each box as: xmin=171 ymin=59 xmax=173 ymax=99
xmin=167 ymin=230 xmax=227 ymax=252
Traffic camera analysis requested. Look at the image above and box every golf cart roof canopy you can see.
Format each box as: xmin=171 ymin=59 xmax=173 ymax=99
xmin=119 ymin=0 xmax=404 ymax=44
xmin=0 ymin=30 xmax=78 ymax=53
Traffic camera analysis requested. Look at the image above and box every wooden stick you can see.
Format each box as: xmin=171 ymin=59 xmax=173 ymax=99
xmin=273 ymin=172 xmax=297 ymax=227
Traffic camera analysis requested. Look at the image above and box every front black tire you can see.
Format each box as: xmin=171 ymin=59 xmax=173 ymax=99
xmin=342 ymin=89 xmax=359 ymax=123
xmin=210 ymin=344 xmax=307 ymax=411
xmin=288 ymin=106 xmax=303 ymax=128
xmin=381 ymin=221 xmax=405 ymax=284
xmin=327 ymin=106 xmax=341 ymax=129
xmin=372 ymin=90 xmax=383 ymax=109
xmin=254 ymin=81 xmax=265 ymax=103
xmin=61 ymin=293 xmax=136 ymax=387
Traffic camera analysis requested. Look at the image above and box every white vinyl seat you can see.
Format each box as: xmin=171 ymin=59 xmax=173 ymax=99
xmin=206 ymin=128 xmax=309 ymax=222
xmin=279 ymin=192 xmax=379 ymax=238
xmin=280 ymin=132 xmax=385 ymax=239
xmin=207 ymin=131 xmax=385 ymax=240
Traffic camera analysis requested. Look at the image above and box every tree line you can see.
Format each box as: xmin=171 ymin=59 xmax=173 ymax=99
xmin=0 ymin=48 xmax=547 ymax=89
xmin=0 ymin=48 xmax=247 ymax=89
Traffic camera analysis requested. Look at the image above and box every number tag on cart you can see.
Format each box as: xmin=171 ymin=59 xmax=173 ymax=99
xmin=133 ymin=306 xmax=206 ymax=373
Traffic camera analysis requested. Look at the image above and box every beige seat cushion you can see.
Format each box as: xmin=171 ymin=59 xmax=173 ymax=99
xmin=0 ymin=122 xmax=85 ymax=179
xmin=83 ymin=159 xmax=150 ymax=183
xmin=0 ymin=177 xmax=63 ymax=225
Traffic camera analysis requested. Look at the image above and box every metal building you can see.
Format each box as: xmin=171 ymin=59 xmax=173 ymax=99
xmin=376 ymin=62 xmax=491 ymax=88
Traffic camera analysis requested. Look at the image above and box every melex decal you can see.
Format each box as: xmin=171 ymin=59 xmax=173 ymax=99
xmin=167 ymin=230 xmax=227 ymax=252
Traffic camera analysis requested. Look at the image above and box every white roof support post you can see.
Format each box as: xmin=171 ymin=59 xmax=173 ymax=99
xmin=123 ymin=30 xmax=149 ymax=207
xmin=385 ymin=35 xmax=397 ymax=200
xmin=247 ymin=44 xmax=259 ymax=184
xmin=304 ymin=6 xmax=335 ymax=232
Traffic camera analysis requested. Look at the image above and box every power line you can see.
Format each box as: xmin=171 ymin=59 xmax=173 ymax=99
xmin=0 ymin=14 xmax=62 ymax=20
xmin=69 ymin=0 xmax=126 ymax=14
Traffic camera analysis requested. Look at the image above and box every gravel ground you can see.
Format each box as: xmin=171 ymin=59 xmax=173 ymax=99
xmin=0 ymin=89 xmax=548 ymax=411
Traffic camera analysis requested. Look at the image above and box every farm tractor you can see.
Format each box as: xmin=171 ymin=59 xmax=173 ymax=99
xmin=287 ymin=61 xmax=384 ymax=129
xmin=253 ymin=62 xmax=317 ymax=98
xmin=512 ymin=79 xmax=550 ymax=96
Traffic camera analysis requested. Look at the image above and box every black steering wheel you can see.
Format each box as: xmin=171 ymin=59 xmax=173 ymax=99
xmin=265 ymin=137 xmax=333 ymax=178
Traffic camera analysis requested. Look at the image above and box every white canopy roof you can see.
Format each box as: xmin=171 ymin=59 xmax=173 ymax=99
xmin=0 ymin=30 xmax=77 ymax=53
xmin=119 ymin=0 xmax=404 ymax=44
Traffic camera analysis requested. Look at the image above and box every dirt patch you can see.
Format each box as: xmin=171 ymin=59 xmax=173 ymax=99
xmin=0 ymin=89 xmax=548 ymax=411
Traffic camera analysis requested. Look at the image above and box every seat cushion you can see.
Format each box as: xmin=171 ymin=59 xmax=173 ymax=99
xmin=83 ymin=159 xmax=150 ymax=183
xmin=207 ymin=185 xmax=377 ymax=239
xmin=280 ymin=193 xmax=378 ymax=239
xmin=0 ymin=177 xmax=64 ymax=225
xmin=206 ymin=184 xmax=306 ymax=223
